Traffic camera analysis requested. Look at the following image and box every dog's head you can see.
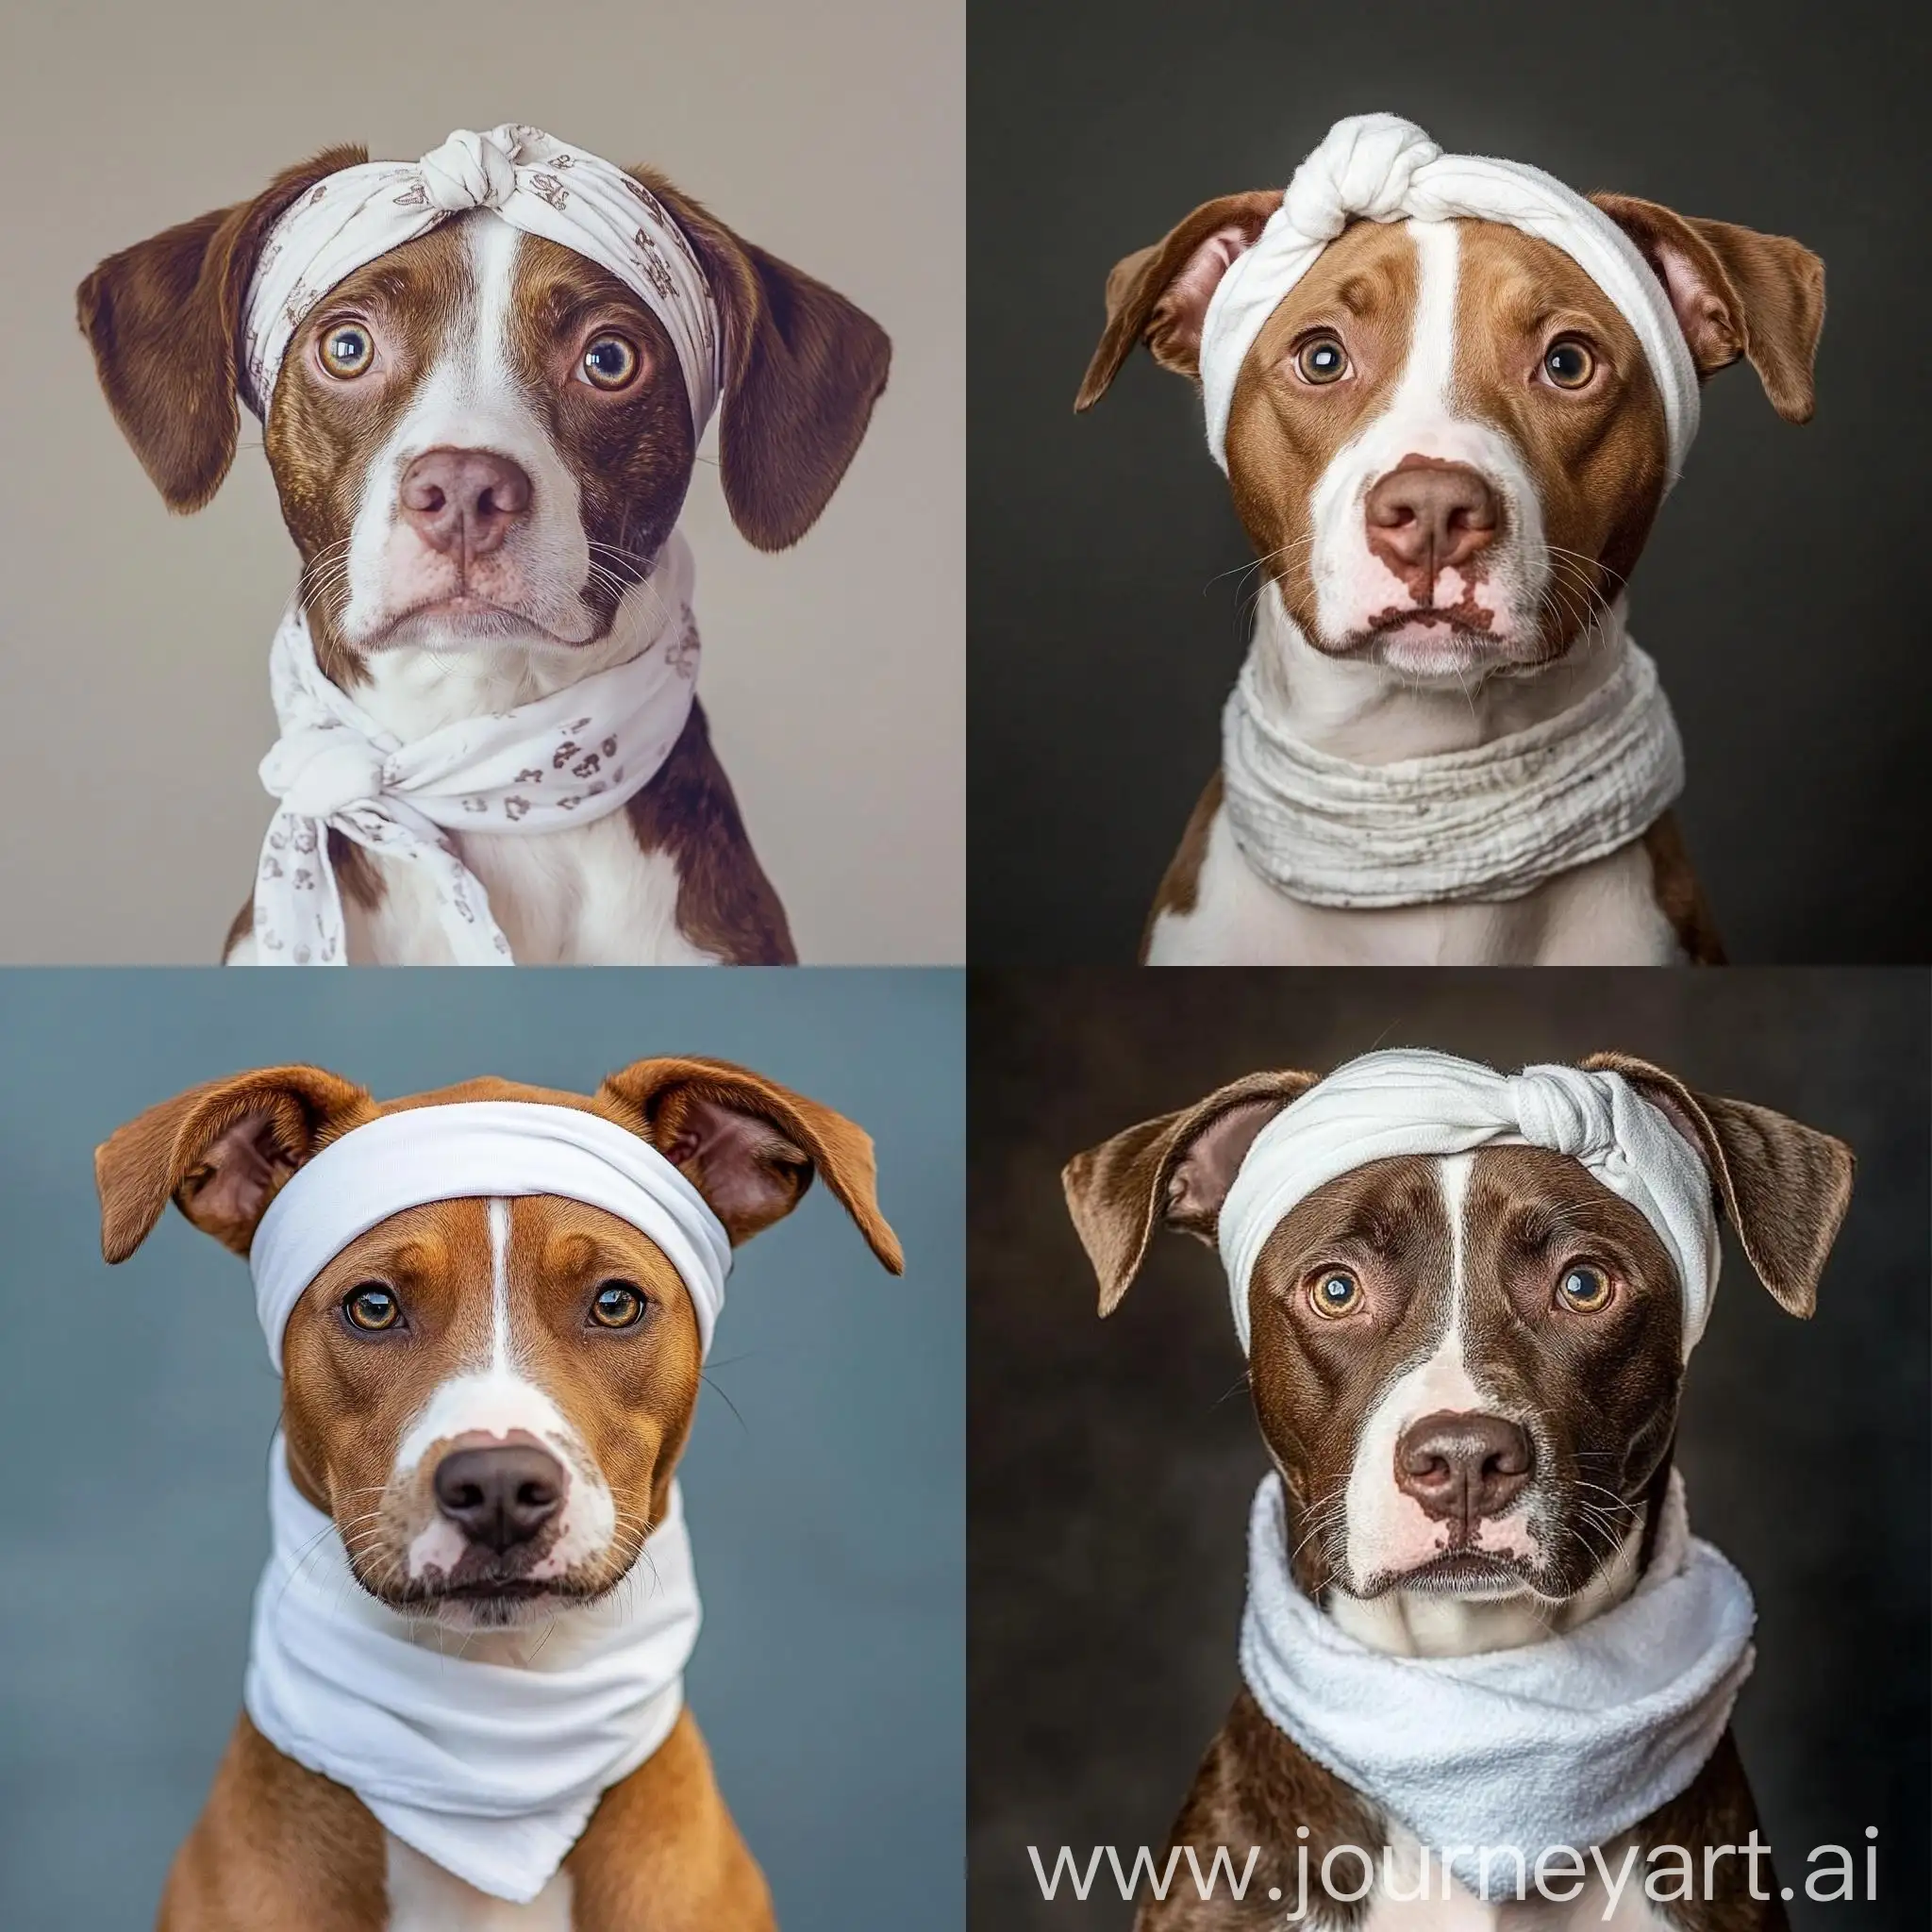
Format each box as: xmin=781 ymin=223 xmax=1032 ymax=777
xmin=1076 ymin=188 xmax=1822 ymax=680
xmin=1064 ymin=1055 xmax=1850 ymax=1613
xmin=97 ymin=1058 xmax=902 ymax=1627
xmin=78 ymin=145 xmax=889 ymax=681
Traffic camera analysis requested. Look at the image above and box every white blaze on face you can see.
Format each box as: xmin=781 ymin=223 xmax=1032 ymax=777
xmin=394 ymin=1196 xmax=618 ymax=1585
xmin=338 ymin=216 xmax=595 ymax=654
xmin=1306 ymin=219 xmax=1550 ymax=666
xmin=1341 ymin=1153 xmax=1541 ymax=1588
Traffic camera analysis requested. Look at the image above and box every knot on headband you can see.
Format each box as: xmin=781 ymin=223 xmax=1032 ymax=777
xmin=1216 ymin=1048 xmax=1721 ymax=1358
xmin=1198 ymin=112 xmax=1701 ymax=479
xmin=242 ymin=123 xmax=723 ymax=433
xmin=419 ymin=125 xmax=523 ymax=212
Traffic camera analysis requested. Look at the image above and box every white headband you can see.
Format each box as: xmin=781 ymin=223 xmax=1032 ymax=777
xmin=249 ymin=1101 xmax=732 ymax=1370
xmin=1216 ymin=1048 xmax=1720 ymax=1359
xmin=1198 ymin=113 xmax=1701 ymax=482
xmin=242 ymin=124 xmax=722 ymax=431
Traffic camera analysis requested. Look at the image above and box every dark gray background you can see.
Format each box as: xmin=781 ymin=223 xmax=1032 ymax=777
xmin=969 ymin=970 xmax=1929 ymax=1928
xmin=0 ymin=969 xmax=963 ymax=1931
xmin=968 ymin=0 xmax=1932 ymax=964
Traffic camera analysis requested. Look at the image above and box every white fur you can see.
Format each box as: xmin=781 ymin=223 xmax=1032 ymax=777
xmin=384 ymin=1829 xmax=575 ymax=1932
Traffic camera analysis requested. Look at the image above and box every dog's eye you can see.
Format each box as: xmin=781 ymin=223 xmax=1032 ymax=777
xmin=1293 ymin=334 xmax=1351 ymax=386
xmin=1557 ymin=1263 xmax=1614 ymax=1313
xmin=1307 ymin=1269 xmax=1363 ymax=1318
xmin=320 ymin=323 xmax=375 ymax=379
xmin=580 ymin=334 xmax=640 ymax=391
xmin=342 ymin=1283 xmax=402 ymax=1332
xmin=590 ymin=1281 xmax=648 ymax=1328
xmin=1541 ymin=338 xmax=1596 ymax=390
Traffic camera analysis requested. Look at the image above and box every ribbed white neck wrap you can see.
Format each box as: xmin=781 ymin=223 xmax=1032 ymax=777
xmin=1198 ymin=113 xmax=1700 ymax=481
xmin=242 ymin=1101 xmax=730 ymax=1901
xmin=1217 ymin=1049 xmax=1719 ymax=1357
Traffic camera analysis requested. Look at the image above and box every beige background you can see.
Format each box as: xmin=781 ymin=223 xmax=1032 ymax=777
xmin=0 ymin=0 xmax=962 ymax=962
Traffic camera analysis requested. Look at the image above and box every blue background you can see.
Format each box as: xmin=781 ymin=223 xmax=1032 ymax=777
xmin=0 ymin=968 xmax=963 ymax=1930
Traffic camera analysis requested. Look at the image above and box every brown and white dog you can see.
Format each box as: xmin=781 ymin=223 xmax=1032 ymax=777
xmin=1064 ymin=1053 xmax=1855 ymax=1929
xmin=79 ymin=141 xmax=890 ymax=964
xmin=97 ymin=1055 xmax=903 ymax=1930
xmin=1076 ymin=137 xmax=1824 ymax=968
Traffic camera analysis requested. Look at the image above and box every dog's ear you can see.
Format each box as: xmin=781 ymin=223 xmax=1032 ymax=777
xmin=1582 ymin=1052 xmax=1854 ymax=1317
xmin=1074 ymin=191 xmax=1280 ymax=411
xmin=597 ymin=1056 xmax=903 ymax=1270
xmin=96 ymin=1065 xmax=375 ymax=1263
xmin=75 ymin=147 xmax=364 ymax=512
xmin=638 ymin=171 xmax=891 ymax=553
xmin=1062 ymin=1070 xmax=1319 ymax=1315
xmin=1590 ymin=193 xmax=1824 ymax=425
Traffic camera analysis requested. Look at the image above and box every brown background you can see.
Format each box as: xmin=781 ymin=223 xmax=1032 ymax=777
xmin=0 ymin=0 xmax=962 ymax=962
xmin=970 ymin=968 xmax=1930 ymax=1928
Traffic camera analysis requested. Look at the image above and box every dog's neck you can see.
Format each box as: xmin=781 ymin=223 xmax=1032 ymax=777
xmin=1246 ymin=583 xmax=1631 ymax=766
xmin=342 ymin=572 xmax=678 ymax=744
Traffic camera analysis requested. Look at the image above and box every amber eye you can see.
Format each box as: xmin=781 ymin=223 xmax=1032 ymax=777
xmin=580 ymin=333 xmax=640 ymax=391
xmin=1557 ymin=1263 xmax=1614 ymax=1313
xmin=1541 ymin=338 xmax=1596 ymax=390
xmin=342 ymin=1283 xmax=401 ymax=1331
xmin=1293 ymin=334 xmax=1351 ymax=385
xmin=319 ymin=323 xmax=375 ymax=379
xmin=1307 ymin=1268 xmax=1363 ymax=1318
xmin=591 ymin=1281 xmax=647 ymax=1328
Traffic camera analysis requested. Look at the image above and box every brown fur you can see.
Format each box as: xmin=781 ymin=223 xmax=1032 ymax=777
xmin=1140 ymin=770 xmax=1224 ymax=961
xmin=1643 ymin=814 xmax=1727 ymax=965
xmin=97 ymin=1057 xmax=901 ymax=1923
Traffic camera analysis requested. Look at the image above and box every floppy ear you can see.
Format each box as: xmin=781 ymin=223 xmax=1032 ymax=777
xmin=76 ymin=146 xmax=365 ymax=511
xmin=1074 ymin=190 xmax=1280 ymax=410
xmin=1590 ymin=193 xmax=1824 ymax=425
xmin=1582 ymin=1052 xmax=1854 ymax=1317
xmin=1062 ymin=1069 xmax=1319 ymax=1316
xmin=95 ymin=1065 xmax=375 ymax=1263
xmin=597 ymin=1055 xmax=903 ymax=1271
xmin=639 ymin=170 xmax=891 ymax=552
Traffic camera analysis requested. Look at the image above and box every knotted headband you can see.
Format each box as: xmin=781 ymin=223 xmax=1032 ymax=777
xmin=1222 ymin=604 xmax=1685 ymax=908
xmin=1198 ymin=113 xmax=1701 ymax=479
xmin=1217 ymin=1048 xmax=1720 ymax=1357
xmin=251 ymin=530 xmax=701 ymax=966
xmin=242 ymin=123 xmax=722 ymax=432
xmin=1240 ymin=1468 xmax=1755 ymax=1897
xmin=250 ymin=1099 xmax=733 ymax=1367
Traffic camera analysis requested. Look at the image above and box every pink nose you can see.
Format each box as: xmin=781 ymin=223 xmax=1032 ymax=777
xmin=398 ymin=447 xmax=532 ymax=559
xmin=1364 ymin=460 xmax=1498 ymax=598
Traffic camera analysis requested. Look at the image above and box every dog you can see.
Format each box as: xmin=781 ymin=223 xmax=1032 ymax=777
xmin=1075 ymin=115 xmax=1824 ymax=967
xmin=79 ymin=125 xmax=890 ymax=965
xmin=1063 ymin=1049 xmax=1855 ymax=1929
xmin=96 ymin=1053 xmax=904 ymax=1929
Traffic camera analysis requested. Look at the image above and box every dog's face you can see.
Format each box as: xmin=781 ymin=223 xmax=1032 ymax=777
xmin=97 ymin=1060 xmax=904 ymax=1630
xmin=79 ymin=146 xmax=891 ymax=677
xmin=1076 ymin=184 xmax=1823 ymax=681
xmin=1064 ymin=1055 xmax=1851 ymax=1614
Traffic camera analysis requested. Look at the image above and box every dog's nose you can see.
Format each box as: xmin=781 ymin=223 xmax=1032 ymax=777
xmin=1393 ymin=1411 xmax=1533 ymax=1528
xmin=398 ymin=448 xmax=532 ymax=559
xmin=432 ymin=1444 xmax=565 ymax=1552
xmin=1364 ymin=461 xmax=1498 ymax=593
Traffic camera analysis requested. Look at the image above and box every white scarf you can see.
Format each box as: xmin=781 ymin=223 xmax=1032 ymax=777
xmin=243 ymin=1101 xmax=732 ymax=1899
xmin=1240 ymin=1470 xmax=1756 ymax=1898
xmin=1217 ymin=1049 xmax=1720 ymax=1358
xmin=1199 ymin=113 xmax=1700 ymax=481
xmin=1221 ymin=611 xmax=1685 ymax=909
xmin=250 ymin=533 xmax=702 ymax=966
xmin=242 ymin=124 xmax=721 ymax=431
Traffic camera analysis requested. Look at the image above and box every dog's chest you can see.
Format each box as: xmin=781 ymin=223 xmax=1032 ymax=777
xmin=1347 ymin=1833 xmax=1676 ymax=1932
xmin=348 ymin=818 xmax=722 ymax=966
xmin=1147 ymin=801 xmax=1682 ymax=966
xmin=385 ymin=1835 xmax=575 ymax=1932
